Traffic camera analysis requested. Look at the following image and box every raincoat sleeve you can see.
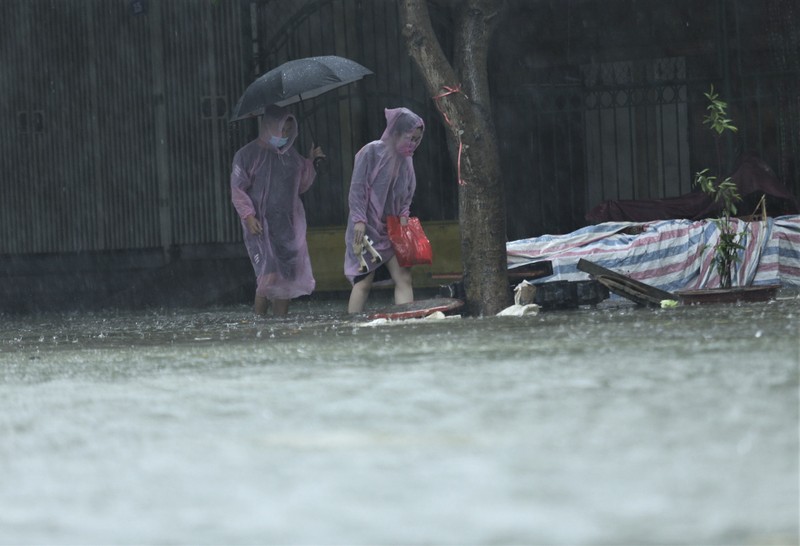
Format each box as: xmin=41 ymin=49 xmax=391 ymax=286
xmin=400 ymin=166 xmax=417 ymax=218
xmin=230 ymin=154 xmax=256 ymax=219
xmin=348 ymin=146 xmax=373 ymax=224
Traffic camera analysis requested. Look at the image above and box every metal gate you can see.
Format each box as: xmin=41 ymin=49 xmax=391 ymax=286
xmin=582 ymin=58 xmax=692 ymax=210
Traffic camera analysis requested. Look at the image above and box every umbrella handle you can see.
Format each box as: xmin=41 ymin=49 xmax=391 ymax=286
xmin=299 ymin=98 xmax=327 ymax=171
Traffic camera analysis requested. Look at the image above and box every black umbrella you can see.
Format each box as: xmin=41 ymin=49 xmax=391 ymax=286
xmin=230 ymin=55 xmax=373 ymax=122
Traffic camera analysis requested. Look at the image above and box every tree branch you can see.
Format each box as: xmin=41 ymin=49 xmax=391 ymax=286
xmin=398 ymin=0 xmax=458 ymax=95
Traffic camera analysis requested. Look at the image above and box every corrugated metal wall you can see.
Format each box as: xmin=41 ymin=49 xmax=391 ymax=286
xmin=0 ymin=0 xmax=251 ymax=255
xmin=160 ymin=0 xmax=251 ymax=246
xmin=2 ymin=1 xmax=122 ymax=254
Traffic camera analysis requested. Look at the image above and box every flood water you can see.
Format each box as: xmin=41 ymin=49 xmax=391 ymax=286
xmin=1 ymin=292 xmax=798 ymax=545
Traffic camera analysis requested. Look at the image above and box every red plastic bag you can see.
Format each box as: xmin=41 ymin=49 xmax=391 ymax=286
xmin=386 ymin=216 xmax=433 ymax=267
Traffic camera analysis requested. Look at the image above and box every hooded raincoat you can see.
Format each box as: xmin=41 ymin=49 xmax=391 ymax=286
xmin=230 ymin=105 xmax=316 ymax=300
xmin=344 ymin=107 xmax=425 ymax=283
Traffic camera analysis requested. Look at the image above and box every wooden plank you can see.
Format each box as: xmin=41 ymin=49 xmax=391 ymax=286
xmin=677 ymin=284 xmax=780 ymax=305
xmin=430 ymin=260 xmax=553 ymax=281
xmin=576 ymin=258 xmax=677 ymax=306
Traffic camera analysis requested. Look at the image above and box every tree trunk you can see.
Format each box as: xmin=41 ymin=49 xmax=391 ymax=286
xmin=399 ymin=0 xmax=509 ymax=316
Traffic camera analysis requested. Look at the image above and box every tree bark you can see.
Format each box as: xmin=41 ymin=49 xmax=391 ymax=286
xmin=399 ymin=0 xmax=509 ymax=316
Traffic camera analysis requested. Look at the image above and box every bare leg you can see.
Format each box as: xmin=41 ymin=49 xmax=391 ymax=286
xmin=254 ymin=294 xmax=269 ymax=315
xmin=385 ymin=256 xmax=413 ymax=305
xmin=348 ymin=271 xmax=374 ymax=313
xmin=271 ymin=298 xmax=290 ymax=316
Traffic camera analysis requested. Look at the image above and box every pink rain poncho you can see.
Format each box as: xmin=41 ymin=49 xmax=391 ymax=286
xmin=344 ymin=107 xmax=425 ymax=283
xmin=230 ymin=105 xmax=316 ymax=300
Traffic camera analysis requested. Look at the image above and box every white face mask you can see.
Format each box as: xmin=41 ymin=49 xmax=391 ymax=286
xmin=269 ymin=135 xmax=289 ymax=148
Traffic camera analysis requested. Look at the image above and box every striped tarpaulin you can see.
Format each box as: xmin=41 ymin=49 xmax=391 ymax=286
xmin=507 ymin=215 xmax=800 ymax=291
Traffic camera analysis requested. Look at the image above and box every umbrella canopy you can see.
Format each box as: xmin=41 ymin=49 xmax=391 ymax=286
xmin=230 ymin=55 xmax=373 ymax=122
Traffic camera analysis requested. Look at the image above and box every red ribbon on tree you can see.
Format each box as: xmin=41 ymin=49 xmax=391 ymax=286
xmin=432 ymin=84 xmax=468 ymax=186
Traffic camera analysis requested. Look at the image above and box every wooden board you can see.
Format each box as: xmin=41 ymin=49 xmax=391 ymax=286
xmin=368 ymin=297 xmax=464 ymax=320
xmin=595 ymin=275 xmax=664 ymax=307
xmin=577 ymin=258 xmax=677 ymax=307
xmin=676 ymin=284 xmax=780 ymax=305
xmin=430 ymin=260 xmax=553 ymax=281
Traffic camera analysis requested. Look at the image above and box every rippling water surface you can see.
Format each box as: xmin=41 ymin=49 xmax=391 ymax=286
xmin=1 ymin=295 xmax=798 ymax=545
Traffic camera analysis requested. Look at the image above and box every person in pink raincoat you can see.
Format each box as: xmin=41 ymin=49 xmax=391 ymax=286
xmin=230 ymin=105 xmax=325 ymax=316
xmin=345 ymin=107 xmax=425 ymax=313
